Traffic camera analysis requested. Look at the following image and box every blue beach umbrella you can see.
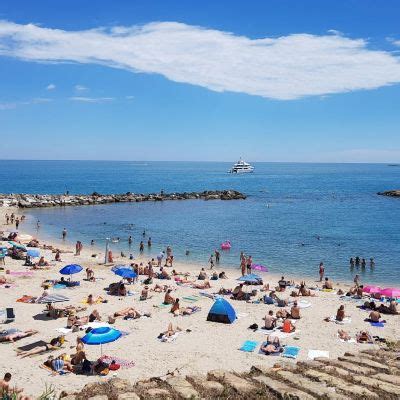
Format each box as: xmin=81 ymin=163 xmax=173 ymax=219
xmin=82 ymin=326 xmax=122 ymax=355
xmin=27 ymin=249 xmax=40 ymax=258
xmin=237 ymin=273 xmax=262 ymax=284
xmin=59 ymin=264 xmax=83 ymax=276
xmin=111 ymin=264 xmax=130 ymax=272
xmin=8 ymin=241 xmax=26 ymax=251
xmin=114 ymin=268 xmax=137 ymax=279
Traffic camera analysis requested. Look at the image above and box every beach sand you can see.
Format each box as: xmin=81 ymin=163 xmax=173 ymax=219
xmin=0 ymin=207 xmax=398 ymax=398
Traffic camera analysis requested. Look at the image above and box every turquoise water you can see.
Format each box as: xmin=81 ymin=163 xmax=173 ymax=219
xmin=1 ymin=160 xmax=399 ymax=285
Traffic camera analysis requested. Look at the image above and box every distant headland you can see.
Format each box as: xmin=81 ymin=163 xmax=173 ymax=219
xmin=0 ymin=190 xmax=247 ymax=208
xmin=377 ymin=190 xmax=400 ymax=198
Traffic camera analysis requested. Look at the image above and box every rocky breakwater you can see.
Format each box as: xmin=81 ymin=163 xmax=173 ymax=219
xmin=378 ymin=190 xmax=400 ymax=197
xmin=0 ymin=190 xmax=247 ymax=208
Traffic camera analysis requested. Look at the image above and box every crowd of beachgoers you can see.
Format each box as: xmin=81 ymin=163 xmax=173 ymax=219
xmin=0 ymin=208 xmax=399 ymax=399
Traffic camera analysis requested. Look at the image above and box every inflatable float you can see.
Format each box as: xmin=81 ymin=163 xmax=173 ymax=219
xmin=221 ymin=241 xmax=231 ymax=250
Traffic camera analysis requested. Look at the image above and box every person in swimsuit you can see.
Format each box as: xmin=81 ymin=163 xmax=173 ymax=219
xmin=18 ymin=337 xmax=63 ymax=358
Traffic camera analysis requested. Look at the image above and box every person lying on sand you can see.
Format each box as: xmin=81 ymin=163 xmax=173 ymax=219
xmin=260 ymin=336 xmax=283 ymax=355
xmin=113 ymin=307 xmax=150 ymax=319
xmin=67 ymin=309 xmax=101 ymax=328
xmin=378 ymin=300 xmax=399 ymax=315
xmin=159 ymin=323 xmax=182 ymax=338
xmin=191 ymin=280 xmax=211 ymax=289
xmin=0 ymin=329 xmax=38 ymax=343
xmin=218 ymin=288 xmax=232 ymax=295
xmin=297 ymin=282 xmax=316 ymax=297
xmin=44 ymin=354 xmax=73 ymax=373
xmin=18 ymin=336 xmax=64 ymax=358
xmin=363 ymin=300 xmax=377 ymax=310
xmin=170 ymin=298 xmax=200 ymax=316
xmin=0 ymin=276 xmax=13 ymax=284
xmin=338 ymin=329 xmax=351 ymax=341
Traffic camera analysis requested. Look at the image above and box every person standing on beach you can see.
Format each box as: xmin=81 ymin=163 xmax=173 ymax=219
xmin=62 ymin=228 xmax=67 ymax=240
xmin=15 ymin=217 xmax=20 ymax=229
xmin=157 ymin=251 xmax=164 ymax=267
xmin=246 ymin=255 xmax=253 ymax=274
xmin=319 ymin=262 xmax=325 ymax=282
xmin=139 ymin=241 xmax=144 ymax=252
xmin=240 ymin=256 xmax=246 ymax=277
xmin=5 ymin=214 xmax=9 ymax=224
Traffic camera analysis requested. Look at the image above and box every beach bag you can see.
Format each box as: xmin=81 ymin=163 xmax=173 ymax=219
xmin=263 ymin=295 xmax=274 ymax=304
xmin=82 ymin=359 xmax=92 ymax=374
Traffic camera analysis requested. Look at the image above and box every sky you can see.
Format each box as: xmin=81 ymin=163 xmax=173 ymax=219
xmin=0 ymin=0 xmax=399 ymax=162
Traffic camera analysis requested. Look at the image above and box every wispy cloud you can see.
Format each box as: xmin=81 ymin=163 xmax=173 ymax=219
xmin=125 ymin=95 xmax=134 ymax=100
xmin=0 ymin=20 xmax=400 ymax=99
xmin=46 ymin=83 xmax=56 ymax=90
xmin=69 ymin=96 xmax=114 ymax=103
xmin=74 ymin=84 xmax=88 ymax=92
xmin=0 ymin=97 xmax=52 ymax=111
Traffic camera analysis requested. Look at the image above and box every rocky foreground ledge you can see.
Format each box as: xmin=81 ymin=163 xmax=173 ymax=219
xmin=378 ymin=190 xmax=400 ymax=198
xmin=61 ymin=348 xmax=400 ymax=400
xmin=0 ymin=190 xmax=246 ymax=208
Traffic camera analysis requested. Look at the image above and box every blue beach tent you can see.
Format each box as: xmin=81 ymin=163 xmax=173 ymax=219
xmin=207 ymin=297 xmax=237 ymax=324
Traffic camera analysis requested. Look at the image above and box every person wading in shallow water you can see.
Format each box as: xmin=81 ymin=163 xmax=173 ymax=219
xmin=62 ymin=228 xmax=67 ymax=240
xmin=319 ymin=262 xmax=325 ymax=282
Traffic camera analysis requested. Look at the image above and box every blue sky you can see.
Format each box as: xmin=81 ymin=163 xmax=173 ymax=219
xmin=0 ymin=0 xmax=400 ymax=162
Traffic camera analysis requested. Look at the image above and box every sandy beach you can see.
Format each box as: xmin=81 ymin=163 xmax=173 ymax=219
xmin=0 ymin=206 xmax=399 ymax=398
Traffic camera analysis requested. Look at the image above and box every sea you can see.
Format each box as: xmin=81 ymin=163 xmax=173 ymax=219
xmin=1 ymin=160 xmax=399 ymax=285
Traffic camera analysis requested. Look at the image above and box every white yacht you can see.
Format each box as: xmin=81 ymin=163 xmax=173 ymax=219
xmin=228 ymin=158 xmax=254 ymax=174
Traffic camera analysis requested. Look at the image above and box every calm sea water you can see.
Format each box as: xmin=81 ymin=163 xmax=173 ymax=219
xmin=1 ymin=160 xmax=399 ymax=285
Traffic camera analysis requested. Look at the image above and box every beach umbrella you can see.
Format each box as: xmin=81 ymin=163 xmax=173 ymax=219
xmin=59 ymin=264 xmax=83 ymax=276
xmin=362 ymin=285 xmax=381 ymax=294
xmin=27 ymin=249 xmax=40 ymax=258
xmin=237 ymin=273 xmax=262 ymax=284
xmin=113 ymin=268 xmax=137 ymax=279
xmin=111 ymin=265 xmax=131 ymax=273
xmin=251 ymin=264 xmax=268 ymax=272
xmin=82 ymin=327 xmax=122 ymax=355
xmin=36 ymin=294 xmax=70 ymax=304
xmin=380 ymin=288 xmax=400 ymax=298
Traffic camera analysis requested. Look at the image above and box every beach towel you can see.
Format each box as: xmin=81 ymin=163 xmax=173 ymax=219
xmin=36 ymin=294 xmax=70 ymax=304
xmin=369 ymin=321 xmax=385 ymax=327
xmin=308 ymin=350 xmax=329 ymax=360
xmin=329 ymin=316 xmax=351 ymax=324
xmin=99 ymin=354 xmax=135 ymax=369
xmin=16 ymin=340 xmax=48 ymax=352
xmin=182 ymin=296 xmax=200 ymax=303
xmin=56 ymin=328 xmax=72 ymax=335
xmin=183 ymin=306 xmax=201 ymax=316
xmin=156 ymin=303 xmax=171 ymax=308
xmin=297 ymin=300 xmax=311 ymax=309
xmin=282 ymin=346 xmax=300 ymax=359
xmin=258 ymin=341 xmax=281 ymax=356
xmin=16 ymin=295 xmax=36 ymax=303
xmin=81 ymin=297 xmax=104 ymax=305
xmin=239 ymin=340 xmax=258 ymax=352
xmin=236 ymin=312 xmax=249 ymax=319
xmin=8 ymin=271 xmax=33 ymax=277
xmin=53 ymin=284 xmax=66 ymax=290
xmin=270 ymin=330 xmax=298 ymax=339
xmin=159 ymin=331 xmax=181 ymax=343
xmin=322 ymin=289 xmax=334 ymax=293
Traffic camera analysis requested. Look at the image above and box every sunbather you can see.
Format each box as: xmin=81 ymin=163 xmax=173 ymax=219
xmin=0 ymin=329 xmax=38 ymax=343
xmin=297 ymin=282 xmax=316 ymax=297
xmin=192 ymin=280 xmax=211 ymax=289
xmin=160 ymin=322 xmax=182 ymax=338
xmin=335 ymin=305 xmax=346 ymax=322
xmin=18 ymin=336 xmax=64 ymax=358
xmin=0 ymin=372 xmax=30 ymax=400
xmin=140 ymin=286 xmax=152 ymax=301
xmin=163 ymin=289 xmax=175 ymax=304
xmin=322 ymin=277 xmax=333 ymax=290
xmin=37 ymin=256 xmax=49 ymax=267
xmin=113 ymin=307 xmax=142 ymax=319
xmin=281 ymin=319 xmax=295 ymax=333
xmin=264 ymin=310 xmax=276 ymax=330
xmin=367 ymin=310 xmax=381 ymax=322
xmin=356 ymin=331 xmax=373 ymax=343
xmin=232 ymin=283 xmax=246 ymax=300
xmin=44 ymin=354 xmax=73 ymax=372
xmin=290 ymin=301 xmax=301 ymax=319
xmin=86 ymin=294 xmax=104 ymax=305
xmin=378 ymin=300 xmax=399 ymax=315
xmin=338 ymin=329 xmax=351 ymax=341
xmin=260 ymin=336 xmax=283 ymax=355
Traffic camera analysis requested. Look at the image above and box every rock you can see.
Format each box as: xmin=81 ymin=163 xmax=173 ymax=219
xmin=88 ymin=396 xmax=108 ymax=400
xmin=186 ymin=375 xmax=224 ymax=395
xmin=61 ymin=396 xmax=77 ymax=400
xmin=166 ymin=376 xmax=200 ymax=399
xmin=208 ymin=370 xmax=256 ymax=394
xmin=109 ymin=378 xmax=134 ymax=393
xmin=117 ymin=393 xmax=140 ymax=400
xmin=351 ymin=375 xmax=400 ymax=396
xmin=338 ymin=355 xmax=391 ymax=373
xmin=146 ymin=388 xmax=172 ymax=398
xmin=303 ymin=369 xmax=378 ymax=398
xmin=315 ymin=357 xmax=376 ymax=375
xmin=373 ymin=373 xmax=400 ymax=386
xmin=252 ymin=374 xmax=316 ymax=399
xmin=377 ymin=190 xmax=400 ymax=197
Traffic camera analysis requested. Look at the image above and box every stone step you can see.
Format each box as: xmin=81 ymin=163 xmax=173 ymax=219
xmin=373 ymin=373 xmax=400 ymax=386
xmin=186 ymin=374 xmax=225 ymax=396
xmin=315 ymin=357 xmax=376 ymax=375
xmin=165 ymin=376 xmax=200 ymax=399
xmin=208 ymin=370 xmax=257 ymax=395
xmin=303 ymin=369 xmax=378 ymax=398
xmin=252 ymin=374 xmax=316 ymax=399
xmin=146 ymin=388 xmax=173 ymax=399
xmin=117 ymin=394 xmax=140 ymax=400
xmin=351 ymin=375 xmax=400 ymax=397
xmin=273 ymin=369 xmax=348 ymax=399
xmin=337 ymin=355 xmax=391 ymax=373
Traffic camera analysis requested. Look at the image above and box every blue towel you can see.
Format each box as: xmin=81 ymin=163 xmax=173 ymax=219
xmin=282 ymin=346 xmax=300 ymax=359
xmin=239 ymin=340 xmax=258 ymax=352
xmin=370 ymin=321 xmax=385 ymax=327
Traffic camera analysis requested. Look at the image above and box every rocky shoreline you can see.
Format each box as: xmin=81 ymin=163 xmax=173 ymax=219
xmin=377 ymin=190 xmax=400 ymax=197
xmin=0 ymin=190 xmax=247 ymax=208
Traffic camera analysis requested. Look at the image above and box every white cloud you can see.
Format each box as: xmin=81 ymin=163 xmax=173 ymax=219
xmin=74 ymin=84 xmax=88 ymax=91
xmin=0 ymin=97 xmax=52 ymax=110
xmin=69 ymin=96 xmax=114 ymax=103
xmin=0 ymin=20 xmax=400 ymax=99
xmin=46 ymin=83 xmax=56 ymax=90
